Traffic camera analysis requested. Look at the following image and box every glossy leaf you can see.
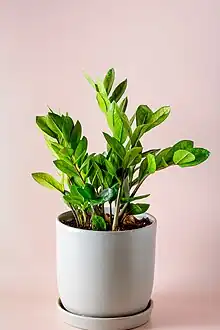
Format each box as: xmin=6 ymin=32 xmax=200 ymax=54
xmin=147 ymin=153 xmax=156 ymax=174
xmin=104 ymin=68 xmax=115 ymax=95
xmin=136 ymin=105 xmax=153 ymax=126
xmin=179 ymin=148 xmax=210 ymax=167
xmin=72 ymin=175 xmax=84 ymax=187
xmin=145 ymin=106 xmax=170 ymax=131
xmin=165 ymin=140 xmax=194 ymax=161
xmin=62 ymin=116 xmax=74 ymax=143
xmin=128 ymin=203 xmax=150 ymax=215
xmin=120 ymin=97 xmax=128 ymax=112
xmin=54 ymin=160 xmax=77 ymax=177
xmin=70 ymin=120 xmax=82 ymax=150
xmin=121 ymin=194 xmax=150 ymax=203
xmin=139 ymin=153 xmax=156 ymax=180
xmin=131 ymin=124 xmax=149 ymax=146
xmin=130 ymin=154 xmax=142 ymax=166
xmin=49 ymin=141 xmax=63 ymax=156
xmin=173 ymin=150 xmax=195 ymax=165
xmin=63 ymin=189 xmax=83 ymax=206
xmin=84 ymin=72 xmax=96 ymax=89
xmin=92 ymin=187 xmax=117 ymax=205
xmin=107 ymin=102 xmax=130 ymax=143
xmin=75 ymin=137 xmax=88 ymax=162
xmin=47 ymin=113 xmax=63 ymax=136
xmin=104 ymin=158 xmax=116 ymax=176
xmin=91 ymin=215 xmax=107 ymax=231
xmin=156 ymin=147 xmax=172 ymax=167
xmin=123 ymin=147 xmax=142 ymax=168
xmin=78 ymin=183 xmax=96 ymax=200
xmin=36 ymin=116 xmax=57 ymax=139
xmin=91 ymin=162 xmax=104 ymax=187
xmin=109 ymin=79 xmax=127 ymax=103
xmin=32 ymin=172 xmax=64 ymax=192
xmin=96 ymin=92 xmax=107 ymax=113
xmin=142 ymin=149 xmax=161 ymax=157
xmin=103 ymin=133 xmax=126 ymax=160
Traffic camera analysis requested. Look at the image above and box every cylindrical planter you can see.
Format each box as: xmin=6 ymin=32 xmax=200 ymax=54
xmin=56 ymin=210 xmax=156 ymax=322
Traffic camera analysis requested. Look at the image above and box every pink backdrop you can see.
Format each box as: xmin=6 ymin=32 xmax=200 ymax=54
xmin=0 ymin=0 xmax=219 ymax=329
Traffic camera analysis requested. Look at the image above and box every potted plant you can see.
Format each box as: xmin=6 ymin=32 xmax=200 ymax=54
xmin=32 ymin=68 xmax=210 ymax=330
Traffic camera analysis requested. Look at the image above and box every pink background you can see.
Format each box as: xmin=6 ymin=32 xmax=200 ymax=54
xmin=0 ymin=0 xmax=219 ymax=329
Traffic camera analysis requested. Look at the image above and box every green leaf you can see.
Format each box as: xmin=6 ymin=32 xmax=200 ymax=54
xmin=91 ymin=162 xmax=104 ymax=187
xmin=104 ymin=68 xmax=115 ymax=95
xmin=131 ymin=154 xmax=142 ymax=166
xmin=91 ymin=215 xmax=107 ymax=231
xmin=136 ymin=105 xmax=153 ymax=126
xmin=96 ymin=92 xmax=107 ymax=113
xmin=145 ymin=106 xmax=171 ymax=131
xmin=54 ymin=160 xmax=77 ymax=177
xmin=129 ymin=113 xmax=136 ymax=126
xmin=160 ymin=157 xmax=169 ymax=168
xmin=80 ymin=153 xmax=96 ymax=172
xmin=48 ymin=141 xmax=63 ymax=157
xmin=172 ymin=140 xmax=194 ymax=151
xmin=104 ymin=158 xmax=116 ymax=176
xmin=84 ymin=72 xmax=96 ymax=89
xmin=173 ymin=150 xmax=195 ymax=165
xmin=109 ymin=79 xmax=127 ymax=103
xmin=32 ymin=172 xmax=64 ymax=192
xmin=70 ymin=185 xmax=84 ymax=200
xmin=165 ymin=140 xmax=194 ymax=161
xmin=92 ymin=187 xmax=117 ymax=205
xmin=131 ymin=124 xmax=149 ymax=146
xmin=120 ymin=97 xmax=128 ymax=112
xmin=179 ymin=148 xmax=210 ymax=167
xmin=75 ymin=137 xmax=88 ymax=162
xmin=156 ymin=147 xmax=172 ymax=168
xmin=62 ymin=116 xmax=74 ymax=143
xmin=70 ymin=120 xmax=82 ymax=150
xmin=123 ymin=147 xmax=142 ymax=168
xmin=139 ymin=153 xmax=156 ymax=180
xmin=72 ymin=175 xmax=84 ymax=187
xmin=47 ymin=113 xmax=63 ymax=136
xmin=106 ymin=102 xmax=130 ymax=143
xmin=36 ymin=116 xmax=57 ymax=139
xmin=147 ymin=153 xmax=156 ymax=174
xmin=103 ymin=133 xmax=126 ymax=160
xmin=117 ymin=110 xmax=132 ymax=138
xmin=128 ymin=203 xmax=150 ymax=215
xmin=63 ymin=188 xmax=84 ymax=206
xmin=142 ymin=149 xmax=161 ymax=157
xmin=121 ymin=194 xmax=150 ymax=203
xmin=78 ymin=183 xmax=96 ymax=200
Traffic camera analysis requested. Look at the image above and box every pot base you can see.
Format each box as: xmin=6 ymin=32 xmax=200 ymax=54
xmin=57 ymin=298 xmax=153 ymax=330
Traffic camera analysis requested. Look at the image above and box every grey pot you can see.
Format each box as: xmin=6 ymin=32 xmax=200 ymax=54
xmin=56 ymin=210 xmax=157 ymax=327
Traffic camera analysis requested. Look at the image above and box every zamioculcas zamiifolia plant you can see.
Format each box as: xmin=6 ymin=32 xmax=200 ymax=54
xmin=32 ymin=68 xmax=210 ymax=231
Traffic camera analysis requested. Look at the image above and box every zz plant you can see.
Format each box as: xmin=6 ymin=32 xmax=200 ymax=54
xmin=32 ymin=68 xmax=210 ymax=231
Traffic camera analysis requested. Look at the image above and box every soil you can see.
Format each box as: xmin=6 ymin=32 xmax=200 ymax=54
xmin=60 ymin=213 xmax=152 ymax=231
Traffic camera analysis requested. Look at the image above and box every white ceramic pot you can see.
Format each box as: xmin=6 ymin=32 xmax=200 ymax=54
xmin=56 ymin=210 xmax=156 ymax=318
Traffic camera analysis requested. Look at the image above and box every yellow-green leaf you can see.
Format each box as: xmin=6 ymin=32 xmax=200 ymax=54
xmin=32 ymin=172 xmax=64 ymax=192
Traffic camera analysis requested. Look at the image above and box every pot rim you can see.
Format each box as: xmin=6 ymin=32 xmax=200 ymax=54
xmin=57 ymin=210 xmax=157 ymax=234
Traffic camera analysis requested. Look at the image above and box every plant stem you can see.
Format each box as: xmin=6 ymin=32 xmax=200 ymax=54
xmin=118 ymin=175 xmax=149 ymax=220
xmin=70 ymin=205 xmax=80 ymax=227
xmin=109 ymin=202 xmax=113 ymax=224
xmin=74 ymin=163 xmax=85 ymax=184
xmin=112 ymin=183 xmax=123 ymax=231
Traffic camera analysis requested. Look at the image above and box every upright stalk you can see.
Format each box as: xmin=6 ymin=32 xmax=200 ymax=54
xmin=109 ymin=202 xmax=113 ymax=224
xmin=70 ymin=205 xmax=80 ymax=227
xmin=112 ymin=183 xmax=123 ymax=231
xmin=118 ymin=175 xmax=149 ymax=220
